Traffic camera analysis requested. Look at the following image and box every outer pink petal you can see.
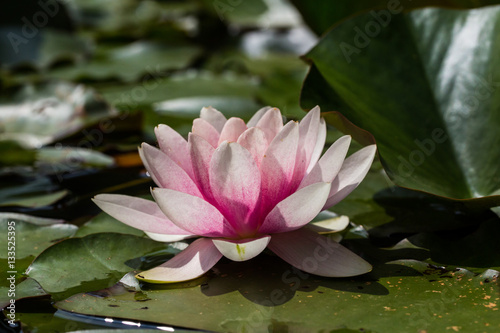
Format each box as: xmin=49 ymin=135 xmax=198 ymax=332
xmin=259 ymin=121 xmax=299 ymax=214
xmin=292 ymin=106 xmax=321 ymax=187
xmin=210 ymin=142 xmax=261 ymax=234
xmin=237 ymin=127 xmax=268 ymax=168
xmin=268 ymin=228 xmax=372 ymax=277
xmin=299 ymin=135 xmax=351 ymax=189
xmin=217 ymin=117 xmax=247 ymax=145
xmin=139 ymin=143 xmax=202 ymax=198
xmin=154 ymin=124 xmax=194 ymax=179
xmin=188 ymin=133 xmax=215 ymax=201
xmin=247 ymin=106 xmax=272 ymax=127
xmin=192 ymin=118 xmax=220 ymax=147
xmin=259 ymin=182 xmax=331 ymax=234
xmin=323 ymin=144 xmax=377 ymax=210
xmin=307 ymin=118 xmax=327 ymax=173
xmin=212 ymin=235 xmax=270 ymax=261
xmin=255 ymin=107 xmax=284 ymax=143
xmin=151 ymin=188 xmax=237 ymax=238
xmin=200 ymin=106 xmax=227 ymax=133
xmin=92 ymin=194 xmax=192 ymax=236
xmin=136 ymin=238 xmax=223 ymax=283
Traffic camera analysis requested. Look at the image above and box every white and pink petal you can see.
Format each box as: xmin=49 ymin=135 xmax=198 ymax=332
xmin=323 ymin=144 xmax=377 ymax=210
xmin=255 ymin=107 xmax=284 ymax=143
xmin=188 ymin=133 xmax=215 ymax=200
xmin=237 ymin=127 xmax=268 ymax=168
xmin=154 ymin=124 xmax=193 ymax=178
xmin=92 ymin=194 xmax=192 ymax=236
xmin=209 ymin=142 xmax=261 ymax=234
xmin=217 ymin=117 xmax=247 ymax=145
xmin=212 ymin=236 xmax=271 ymax=261
xmin=259 ymin=121 xmax=299 ymax=214
xmin=200 ymin=106 xmax=227 ymax=133
xmin=293 ymin=106 xmax=321 ymax=185
xmin=192 ymin=118 xmax=220 ymax=148
xmin=247 ymin=106 xmax=272 ymax=127
xmin=139 ymin=143 xmax=202 ymax=198
xmin=259 ymin=182 xmax=331 ymax=234
xmin=299 ymin=135 xmax=351 ymax=189
xmin=307 ymin=117 xmax=327 ymax=173
xmin=152 ymin=188 xmax=237 ymax=238
xmin=268 ymin=228 xmax=372 ymax=277
xmin=136 ymin=238 xmax=222 ymax=283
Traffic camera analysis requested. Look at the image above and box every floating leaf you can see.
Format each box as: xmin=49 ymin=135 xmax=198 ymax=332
xmin=0 ymin=189 xmax=68 ymax=208
xmin=0 ymin=278 xmax=47 ymax=308
xmin=0 ymin=220 xmax=77 ymax=260
xmin=56 ymin=253 xmax=500 ymax=332
xmin=36 ymin=146 xmax=115 ymax=172
xmin=201 ymin=0 xmax=301 ymax=29
xmin=49 ymin=41 xmax=202 ymax=82
xmin=301 ymin=6 xmax=500 ymax=207
xmin=27 ymin=233 xmax=179 ymax=299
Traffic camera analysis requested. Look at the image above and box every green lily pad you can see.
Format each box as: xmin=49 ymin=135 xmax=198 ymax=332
xmin=201 ymin=0 xmax=301 ymax=29
xmin=49 ymin=41 xmax=202 ymax=82
xmin=26 ymin=233 xmax=179 ymax=299
xmin=0 ymin=220 xmax=77 ymax=260
xmin=290 ymin=0 xmax=500 ymax=35
xmin=36 ymin=146 xmax=115 ymax=171
xmin=55 ymin=253 xmax=500 ymax=332
xmin=66 ymin=0 xmax=200 ymax=37
xmin=15 ymin=312 xmax=107 ymax=333
xmin=301 ymin=6 xmax=500 ymax=207
xmin=0 ymin=81 xmax=117 ymax=148
xmin=0 ymin=189 xmax=68 ymax=208
xmin=98 ymin=71 xmax=258 ymax=112
xmin=0 ymin=217 xmax=76 ymax=300
xmin=97 ymin=71 xmax=261 ymax=137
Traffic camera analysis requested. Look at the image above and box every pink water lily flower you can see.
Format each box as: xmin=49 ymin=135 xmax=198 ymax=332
xmin=93 ymin=106 xmax=376 ymax=283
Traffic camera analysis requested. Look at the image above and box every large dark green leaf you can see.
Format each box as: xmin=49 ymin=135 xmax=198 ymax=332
xmin=290 ymin=0 xmax=500 ymax=35
xmin=301 ymin=6 xmax=500 ymax=207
